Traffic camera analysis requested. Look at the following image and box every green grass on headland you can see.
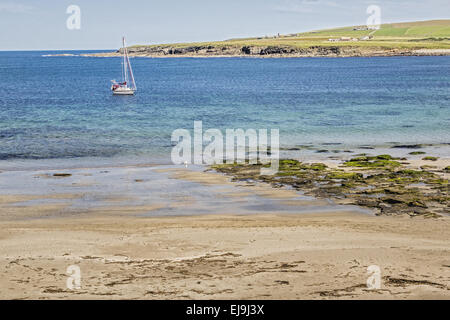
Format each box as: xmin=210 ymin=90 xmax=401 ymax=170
xmin=298 ymin=20 xmax=450 ymax=38
xmin=130 ymin=20 xmax=450 ymax=51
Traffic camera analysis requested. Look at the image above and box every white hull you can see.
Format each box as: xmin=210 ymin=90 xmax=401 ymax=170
xmin=112 ymin=87 xmax=135 ymax=95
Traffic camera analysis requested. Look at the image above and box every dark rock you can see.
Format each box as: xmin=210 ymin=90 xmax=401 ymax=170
xmin=391 ymin=144 xmax=423 ymax=149
xmin=241 ymin=46 xmax=251 ymax=54
xmin=53 ymin=173 xmax=72 ymax=177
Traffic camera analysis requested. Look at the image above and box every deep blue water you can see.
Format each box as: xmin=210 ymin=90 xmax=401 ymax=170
xmin=0 ymin=51 xmax=449 ymax=165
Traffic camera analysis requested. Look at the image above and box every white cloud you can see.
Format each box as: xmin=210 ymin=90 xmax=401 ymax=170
xmin=0 ymin=3 xmax=33 ymax=13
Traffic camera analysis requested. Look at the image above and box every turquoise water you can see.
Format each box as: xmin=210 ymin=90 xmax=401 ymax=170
xmin=0 ymin=51 xmax=449 ymax=166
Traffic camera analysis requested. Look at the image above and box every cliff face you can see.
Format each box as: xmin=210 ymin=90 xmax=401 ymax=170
xmin=81 ymin=45 xmax=450 ymax=58
xmin=120 ymin=45 xmax=352 ymax=57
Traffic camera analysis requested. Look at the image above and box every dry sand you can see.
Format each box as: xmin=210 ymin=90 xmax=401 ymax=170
xmin=0 ymin=213 xmax=449 ymax=300
xmin=0 ymin=166 xmax=449 ymax=300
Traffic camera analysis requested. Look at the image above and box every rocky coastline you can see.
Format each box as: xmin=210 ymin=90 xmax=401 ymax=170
xmin=78 ymin=45 xmax=450 ymax=58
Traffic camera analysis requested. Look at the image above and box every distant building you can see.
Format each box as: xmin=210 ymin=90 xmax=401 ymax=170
xmin=353 ymin=26 xmax=369 ymax=31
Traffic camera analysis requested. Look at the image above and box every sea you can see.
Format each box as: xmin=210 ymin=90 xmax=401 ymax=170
xmin=0 ymin=51 xmax=449 ymax=170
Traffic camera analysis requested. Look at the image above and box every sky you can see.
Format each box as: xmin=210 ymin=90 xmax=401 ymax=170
xmin=0 ymin=0 xmax=448 ymax=50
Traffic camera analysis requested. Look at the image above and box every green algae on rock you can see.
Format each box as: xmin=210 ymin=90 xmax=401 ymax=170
xmin=209 ymin=156 xmax=449 ymax=218
xmin=422 ymin=156 xmax=439 ymax=161
xmin=409 ymin=151 xmax=426 ymax=155
xmin=343 ymin=155 xmax=401 ymax=168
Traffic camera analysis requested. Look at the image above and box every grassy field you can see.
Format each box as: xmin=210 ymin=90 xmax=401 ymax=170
xmin=129 ymin=20 xmax=450 ymax=51
xmin=298 ymin=19 xmax=450 ymax=38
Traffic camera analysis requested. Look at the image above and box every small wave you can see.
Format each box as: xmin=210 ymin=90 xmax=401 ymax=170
xmin=42 ymin=54 xmax=78 ymax=57
xmin=0 ymin=149 xmax=122 ymax=160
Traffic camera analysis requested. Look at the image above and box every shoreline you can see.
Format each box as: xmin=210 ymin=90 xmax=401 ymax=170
xmin=0 ymin=162 xmax=373 ymax=221
xmin=1 ymin=142 xmax=449 ymax=171
xmin=0 ymin=145 xmax=448 ymax=219
xmin=49 ymin=48 xmax=450 ymax=59
xmin=0 ymin=156 xmax=448 ymax=299
xmin=39 ymin=45 xmax=450 ymax=59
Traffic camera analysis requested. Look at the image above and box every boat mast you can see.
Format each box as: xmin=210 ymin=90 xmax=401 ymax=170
xmin=123 ymin=37 xmax=129 ymax=85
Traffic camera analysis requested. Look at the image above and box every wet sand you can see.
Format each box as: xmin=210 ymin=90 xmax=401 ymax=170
xmin=0 ymin=165 xmax=449 ymax=299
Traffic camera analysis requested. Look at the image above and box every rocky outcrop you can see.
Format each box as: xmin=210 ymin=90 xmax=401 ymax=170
xmin=80 ymin=45 xmax=450 ymax=58
xmin=118 ymin=45 xmax=346 ymax=57
xmin=210 ymin=156 xmax=450 ymax=218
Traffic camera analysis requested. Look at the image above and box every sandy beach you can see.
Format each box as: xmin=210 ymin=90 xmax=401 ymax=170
xmin=0 ymin=164 xmax=448 ymax=300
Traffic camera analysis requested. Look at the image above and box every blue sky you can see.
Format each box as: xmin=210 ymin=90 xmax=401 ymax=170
xmin=0 ymin=0 xmax=448 ymax=50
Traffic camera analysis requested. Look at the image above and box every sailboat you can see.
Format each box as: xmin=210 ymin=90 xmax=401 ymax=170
xmin=111 ymin=37 xmax=137 ymax=95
